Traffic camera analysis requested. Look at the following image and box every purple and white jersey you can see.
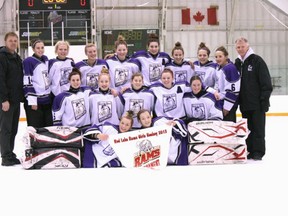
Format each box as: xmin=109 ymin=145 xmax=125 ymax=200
xmin=121 ymin=87 xmax=155 ymax=128
xmin=49 ymin=57 xmax=75 ymax=96
xmin=106 ymin=55 xmax=141 ymax=92
xmin=83 ymin=122 xmax=121 ymax=168
xmin=183 ymin=91 xmax=223 ymax=121
xmin=215 ymin=60 xmax=241 ymax=111
xmin=149 ymin=81 xmax=190 ymax=119
xmin=152 ymin=116 xmax=188 ymax=165
xmin=193 ymin=60 xmax=218 ymax=88
xmin=75 ymin=59 xmax=108 ymax=90
xmin=89 ymin=89 xmax=124 ymax=125
xmin=23 ymin=55 xmax=51 ymax=105
xmin=165 ymin=60 xmax=195 ymax=83
xmin=132 ymin=50 xmax=171 ymax=86
xmin=52 ymin=87 xmax=91 ymax=128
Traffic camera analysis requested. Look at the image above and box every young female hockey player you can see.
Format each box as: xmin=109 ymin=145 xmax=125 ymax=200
xmin=89 ymin=67 xmax=123 ymax=125
xmin=49 ymin=40 xmax=75 ymax=97
xmin=121 ymin=72 xmax=155 ymax=129
xmin=52 ymin=68 xmax=91 ymax=129
xmin=82 ymin=110 xmax=134 ymax=168
xmin=193 ymin=42 xmax=218 ymax=89
xmin=149 ymin=68 xmax=190 ymax=119
xmin=105 ymin=35 xmax=141 ymax=93
xmin=131 ymin=33 xmax=171 ymax=87
xmin=23 ymin=39 xmax=53 ymax=128
xmin=137 ymin=109 xmax=188 ymax=165
xmin=183 ymin=75 xmax=223 ymax=124
xmin=165 ymin=41 xmax=195 ymax=83
xmin=75 ymin=43 xmax=108 ymax=91
xmin=214 ymin=46 xmax=241 ymax=122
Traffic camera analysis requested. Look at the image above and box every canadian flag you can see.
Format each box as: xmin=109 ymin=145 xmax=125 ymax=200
xmin=190 ymin=6 xmax=219 ymax=25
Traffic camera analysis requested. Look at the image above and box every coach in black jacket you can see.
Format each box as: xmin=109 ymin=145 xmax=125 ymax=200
xmin=234 ymin=37 xmax=273 ymax=160
xmin=0 ymin=32 xmax=24 ymax=166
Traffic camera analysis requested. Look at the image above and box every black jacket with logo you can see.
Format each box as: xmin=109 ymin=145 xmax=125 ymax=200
xmin=234 ymin=54 xmax=273 ymax=112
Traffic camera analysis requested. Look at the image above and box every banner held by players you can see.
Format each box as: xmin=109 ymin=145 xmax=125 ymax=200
xmin=109 ymin=124 xmax=172 ymax=169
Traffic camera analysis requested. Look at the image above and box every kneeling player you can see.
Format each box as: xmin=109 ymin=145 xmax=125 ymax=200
xmin=83 ymin=111 xmax=133 ymax=168
xmin=137 ymin=109 xmax=188 ymax=165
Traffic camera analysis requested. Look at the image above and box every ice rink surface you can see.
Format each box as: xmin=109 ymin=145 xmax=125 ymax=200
xmin=1 ymin=117 xmax=287 ymax=216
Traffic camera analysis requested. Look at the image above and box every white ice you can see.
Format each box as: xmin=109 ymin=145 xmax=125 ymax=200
xmin=1 ymin=117 xmax=287 ymax=216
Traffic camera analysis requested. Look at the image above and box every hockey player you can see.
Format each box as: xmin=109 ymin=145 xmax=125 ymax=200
xmin=149 ymin=68 xmax=191 ymax=119
xmin=214 ymin=46 xmax=241 ymax=122
xmin=23 ymin=39 xmax=53 ymax=128
xmin=52 ymin=68 xmax=91 ymax=129
xmin=89 ymin=67 xmax=124 ymax=125
xmin=75 ymin=43 xmax=108 ymax=91
xmin=121 ymin=72 xmax=155 ymax=129
xmin=183 ymin=75 xmax=223 ymax=124
xmin=83 ymin=111 xmax=134 ymax=168
xmin=131 ymin=33 xmax=171 ymax=87
xmin=165 ymin=41 xmax=195 ymax=83
xmin=106 ymin=35 xmax=141 ymax=93
xmin=137 ymin=109 xmax=188 ymax=165
xmin=49 ymin=40 xmax=75 ymax=97
xmin=193 ymin=42 xmax=218 ymax=89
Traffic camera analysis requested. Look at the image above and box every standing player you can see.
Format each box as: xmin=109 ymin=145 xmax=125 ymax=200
xmin=132 ymin=33 xmax=171 ymax=87
xmin=165 ymin=41 xmax=195 ymax=83
xmin=214 ymin=46 xmax=241 ymax=122
xmin=23 ymin=39 xmax=53 ymax=128
xmin=75 ymin=43 xmax=108 ymax=91
xmin=49 ymin=40 xmax=75 ymax=97
xmin=106 ymin=35 xmax=141 ymax=93
xmin=193 ymin=42 xmax=218 ymax=89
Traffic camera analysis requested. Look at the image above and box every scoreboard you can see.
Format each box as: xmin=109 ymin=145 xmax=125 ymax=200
xmin=101 ymin=29 xmax=159 ymax=57
xmin=19 ymin=0 xmax=91 ymax=45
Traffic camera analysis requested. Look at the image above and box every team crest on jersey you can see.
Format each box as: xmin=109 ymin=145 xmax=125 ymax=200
xmin=42 ymin=70 xmax=50 ymax=90
xmin=191 ymin=103 xmax=205 ymax=120
xmin=60 ymin=67 xmax=72 ymax=86
xmin=115 ymin=68 xmax=128 ymax=87
xmin=134 ymin=139 xmax=161 ymax=167
xmin=129 ymin=99 xmax=144 ymax=117
xmin=175 ymin=70 xmax=187 ymax=82
xmin=195 ymin=68 xmax=205 ymax=81
xmin=163 ymin=94 xmax=177 ymax=113
xmin=86 ymin=73 xmax=99 ymax=89
xmin=149 ymin=63 xmax=162 ymax=82
xmin=71 ymin=98 xmax=86 ymax=120
xmin=103 ymin=144 xmax=115 ymax=156
xmin=98 ymin=101 xmax=112 ymax=122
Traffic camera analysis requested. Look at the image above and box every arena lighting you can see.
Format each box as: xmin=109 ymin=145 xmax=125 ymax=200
xmin=136 ymin=1 xmax=150 ymax=7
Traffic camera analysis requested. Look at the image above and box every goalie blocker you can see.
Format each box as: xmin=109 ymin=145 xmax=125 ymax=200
xmin=187 ymin=119 xmax=249 ymax=165
xmin=21 ymin=126 xmax=83 ymax=169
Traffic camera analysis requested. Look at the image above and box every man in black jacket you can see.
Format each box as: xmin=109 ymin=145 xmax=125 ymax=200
xmin=0 ymin=32 xmax=24 ymax=166
xmin=234 ymin=37 xmax=273 ymax=160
